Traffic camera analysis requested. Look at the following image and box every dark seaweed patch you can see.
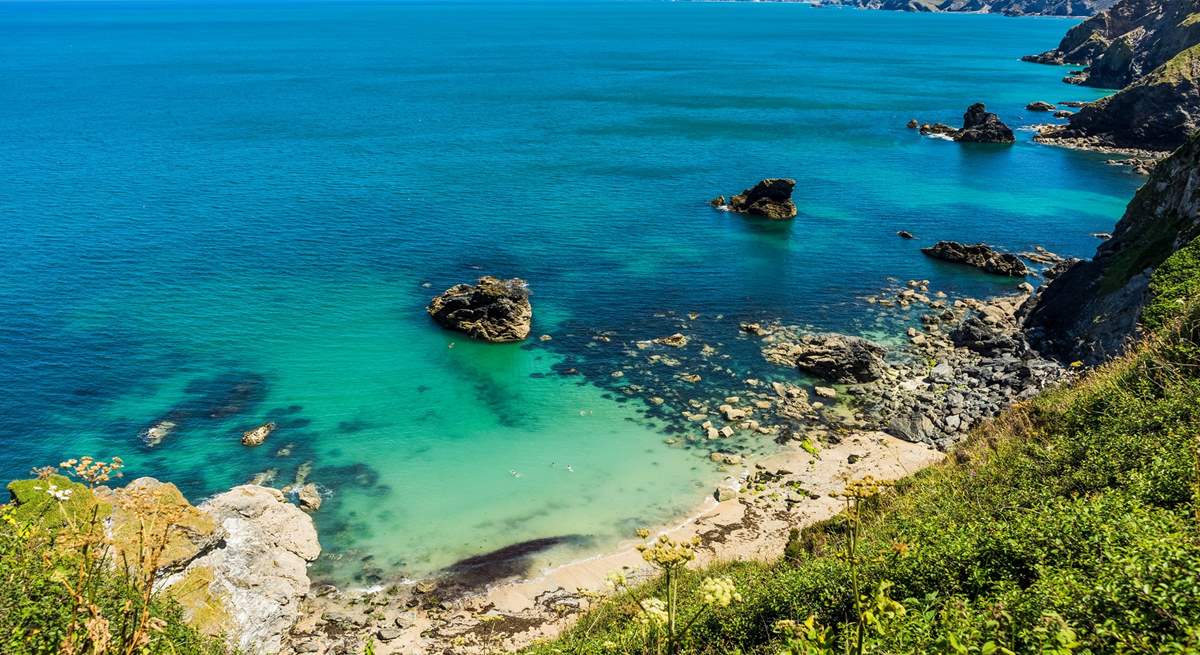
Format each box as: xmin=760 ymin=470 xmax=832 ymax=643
xmin=440 ymin=535 xmax=590 ymax=592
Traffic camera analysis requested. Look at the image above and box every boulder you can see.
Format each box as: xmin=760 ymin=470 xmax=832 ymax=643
xmin=950 ymin=313 xmax=1024 ymax=355
xmin=906 ymin=118 xmax=919 ymax=129
xmin=1026 ymin=101 xmax=1057 ymax=111
xmin=886 ymin=410 xmax=937 ymax=444
xmin=765 ymin=333 xmax=888 ymax=384
xmin=297 ymin=483 xmax=322 ymax=512
xmin=427 ymin=276 xmax=532 ymax=343
xmin=956 ymin=103 xmax=1016 ymax=144
xmin=725 ymin=178 xmax=798 ymax=220
xmin=897 ymin=230 xmax=916 ymax=239
xmin=174 ymin=485 xmax=321 ymax=655
xmin=922 ymin=241 xmax=1029 ymax=276
xmin=241 ymin=422 xmax=276 ymax=447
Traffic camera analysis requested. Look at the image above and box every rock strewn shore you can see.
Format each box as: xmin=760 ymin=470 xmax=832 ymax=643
xmin=285 ymin=283 xmax=1068 ymax=654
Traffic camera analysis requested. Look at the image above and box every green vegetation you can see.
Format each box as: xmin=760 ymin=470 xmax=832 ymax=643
xmin=1144 ymin=236 xmax=1200 ymax=332
xmin=530 ymin=294 xmax=1200 ymax=653
xmin=0 ymin=458 xmax=227 ymax=655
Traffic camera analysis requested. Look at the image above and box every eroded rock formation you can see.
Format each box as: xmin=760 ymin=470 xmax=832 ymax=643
xmin=428 ymin=276 xmax=533 ymax=343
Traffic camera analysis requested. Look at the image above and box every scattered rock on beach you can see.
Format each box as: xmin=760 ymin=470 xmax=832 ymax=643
xmin=428 ymin=276 xmax=532 ymax=343
xmin=921 ymin=241 xmax=1029 ymax=276
xmin=764 ymin=333 xmax=887 ymax=384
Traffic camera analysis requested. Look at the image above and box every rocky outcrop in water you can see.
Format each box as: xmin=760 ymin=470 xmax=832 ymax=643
xmin=922 ymin=241 xmax=1029 ymax=276
xmin=1023 ymin=133 xmax=1200 ymax=363
xmin=1022 ymin=0 xmax=1200 ymax=88
xmin=764 ymin=333 xmax=887 ymax=383
xmin=1036 ymin=44 xmax=1200 ymax=151
xmin=428 ymin=276 xmax=533 ymax=343
xmin=815 ymin=0 xmax=1115 ymax=16
xmin=956 ymin=103 xmax=1016 ymax=143
xmin=918 ymin=104 xmax=1015 ymax=144
xmin=241 ymin=421 xmax=276 ymax=446
xmin=721 ymin=178 xmax=798 ymax=220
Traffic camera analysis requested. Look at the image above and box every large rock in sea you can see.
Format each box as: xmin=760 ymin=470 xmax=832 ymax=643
xmin=922 ymin=241 xmax=1029 ymax=276
xmin=918 ymin=103 xmax=1015 ymax=144
xmin=427 ymin=276 xmax=532 ymax=342
xmin=1023 ymin=132 xmax=1200 ymax=363
xmin=5 ymin=476 xmax=320 ymax=655
xmin=955 ymin=103 xmax=1016 ymax=143
xmin=725 ymin=178 xmax=798 ymax=220
xmin=765 ymin=333 xmax=888 ymax=383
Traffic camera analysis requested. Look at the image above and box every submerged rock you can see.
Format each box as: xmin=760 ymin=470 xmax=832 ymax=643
xmin=722 ymin=178 xmax=798 ymax=220
xmin=427 ymin=276 xmax=532 ymax=343
xmin=141 ymin=420 xmax=176 ymax=447
xmin=765 ymin=333 xmax=888 ymax=383
xmin=922 ymin=241 xmax=1029 ymax=276
xmin=654 ymin=333 xmax=690 ymax=348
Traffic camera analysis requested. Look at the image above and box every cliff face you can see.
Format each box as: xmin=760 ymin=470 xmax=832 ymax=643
xmin=1024 ymin=0 xmax=1200 ymax=87
xmin=6 ymin=476 xmax=320 ymax=655
xmin=1023 ymin=134 xmax=1200 ymax=363
xmin=818 ymin=0 xmax=1115 ymax=16
xmin=1038 ymin=44 xmax=1200 ymax=150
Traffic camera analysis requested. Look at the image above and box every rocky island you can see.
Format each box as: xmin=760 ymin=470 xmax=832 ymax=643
xmin=427 ymin=276 xmax=533 ymax=343
xmin=917 ymin=103 xmax=1015 ymax=144
xmin=712 ymin=178 xmax=798 ymax=220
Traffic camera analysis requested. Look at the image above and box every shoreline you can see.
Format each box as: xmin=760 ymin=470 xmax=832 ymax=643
xmin=289 ymin=283 xmax=1069 ymax=654
xmin=295 ymin=431 xmax=944 ymax=654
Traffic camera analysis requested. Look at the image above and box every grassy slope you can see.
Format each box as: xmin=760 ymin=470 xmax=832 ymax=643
xmin=528 ymin=252 xmax=1200 ymax=654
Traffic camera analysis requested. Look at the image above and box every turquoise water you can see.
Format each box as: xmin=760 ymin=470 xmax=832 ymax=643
xmin=0 ymin=1 xmax=1140 ymax=583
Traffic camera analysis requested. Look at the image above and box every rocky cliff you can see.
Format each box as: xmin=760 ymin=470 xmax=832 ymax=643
xmin=817 ymin=0 xmax=1115 ymax=16
xmin=1038 ymin=44 xmax=1200 ymax=151
xmin=1023 ymin=0 xmax=1200 ymax=88
xmin=7 ymin=476 xmax=320 ymax=655
xmin=1023 ymin=134 xmax=1200 ymax=363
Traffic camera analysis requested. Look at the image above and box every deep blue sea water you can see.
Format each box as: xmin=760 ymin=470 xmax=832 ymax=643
xmin=0 ymin=0 xmax=1141 ymax=583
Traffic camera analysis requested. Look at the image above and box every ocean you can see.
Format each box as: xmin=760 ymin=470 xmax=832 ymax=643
xmin=0 ymin=0 xmax=1140 ymax=583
